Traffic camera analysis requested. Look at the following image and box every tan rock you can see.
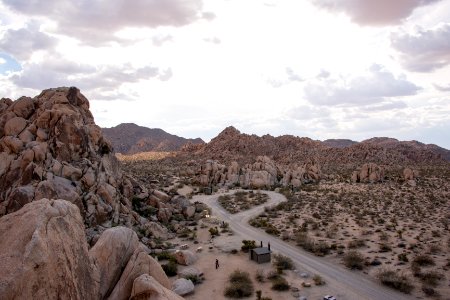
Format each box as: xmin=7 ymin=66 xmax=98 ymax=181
xmin=108 ymin=245 xmax=170 ymax=300
xmin=90 ymin=226 xmax=139 ymax=298
xmin=0 ymin=199 xmax=98 ymax=300
xmin=174 ymin=250 xmax=197 ymax=266
xmin=11 ymin=96 xmax=34 ymax=119
xmin=4 ymin=117 xmax=27 ymax=136
xmin=129 ymin=274 xmax=183 ymax=300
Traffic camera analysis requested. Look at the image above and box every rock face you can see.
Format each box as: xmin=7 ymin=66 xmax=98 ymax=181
xmin=403 ymin=168 xmax=419 ymax=181
xmin=0 ymin=199 xmax=98 ymax=300
xmin=130 ymin=274 xmax=184 ymax=300
xmin=172 ymin=278 xmax=195 ymax=296
xmin=102 ymin=123 xmax=204 ymax=154
xmin=0 ymin=199 xmax=172 ymax=300
xmin=0 ymin=87 xmax=135 ymax=237
xmin=351 ymin=163 xmax=385 ymax=183
xmin=194 ymin=156 xmax=321 ymax=188
xmin=180 ymin=127 xmax=449 ymax=178
xmin=174 ymin=250 xmax=198 ymax=266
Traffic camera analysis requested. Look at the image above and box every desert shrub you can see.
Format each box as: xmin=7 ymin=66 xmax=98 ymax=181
xmin=271 ymin=276 xmax=290 ymax=291
xmin=162 ymin=261 xmax=178 ymax=277
xmin=342 ymin=250 xmax=365 ymax=270
xmin=418 ymin=271 xmax=443 ymax=287
xmin=209 ymin=227 xmax=220 ymax=237
xmin=241 ymin=240 xmax=257 ymax=252
xmin=377 ymin=269 xmax=414 ymax=294
xmin=313 ymin=274 xmax=325 ymax=285
xmin=379 ymin=243 xmax=392 ymax=252
xmin=265 ymin=224 xmax=280 ymax=235
xmin=224 ymin=270 xmax=254 ymax=298
xmin=156 ymin=251 xmax=176 ymax=262
xmin=398 ymin=253 xmax=408 ymax=262
xmin=412 ymin=254 xmax=435 ymax=266
xmin=422 ymin=286 xmax=438 ymax=297
xmin=184 ymin=274 xmax=202 ymax=284
xmin=272 ymin=254 xmax=294 ymax=270
xmin=348 ymin=239 xmax=366 ymax=249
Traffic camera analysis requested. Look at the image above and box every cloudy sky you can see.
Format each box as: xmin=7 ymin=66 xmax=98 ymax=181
xmin=1 ymin=0 xmax=450 ymax=148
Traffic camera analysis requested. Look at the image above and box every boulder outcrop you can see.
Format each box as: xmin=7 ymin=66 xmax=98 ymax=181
xmin=0 ymin=87 xmax=136 ymax=238
xmin=0 ymin=199 xmax=98 ymax=300
xmin=351 ymin=163 xmax=385 ymax=183
xmin=0 ymin=199 xmax=172 ymax=300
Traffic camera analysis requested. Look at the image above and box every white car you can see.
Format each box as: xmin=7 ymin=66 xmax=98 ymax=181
xmin=323 ymin=296 xmax=336 ymax=300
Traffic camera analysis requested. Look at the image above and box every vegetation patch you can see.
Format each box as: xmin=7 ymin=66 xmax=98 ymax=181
xmin=224 ymin=270 xmax=254 ymax=298
xmin=219 ymin=191 xmax=269 ymax=214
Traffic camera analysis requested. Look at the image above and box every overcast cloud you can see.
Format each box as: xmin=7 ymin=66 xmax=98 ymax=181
xmin=303 ymin=65 xmax=420 ymax=106
xmin=1 ymin=0 xmax=211 ymax=44
xmin=391 ymin=23 xmax=450 ymax=72
xmin=0 ymin=21 xmax=57 ymax=60
xmin=312 ymin=0 xmax=442 ymax=26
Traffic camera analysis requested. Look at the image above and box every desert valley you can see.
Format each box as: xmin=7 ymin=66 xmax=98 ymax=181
xmin=0 ymin=87 xmax=448 ymax=300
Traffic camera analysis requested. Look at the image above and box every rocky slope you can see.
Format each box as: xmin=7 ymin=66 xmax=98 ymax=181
xmin=182 ymin=126 xmax=449 ymax=169
xmin=102 ymin=123 xmax=204 ymax=154
xmin=0 ymin=87 xmax=204 ymax=299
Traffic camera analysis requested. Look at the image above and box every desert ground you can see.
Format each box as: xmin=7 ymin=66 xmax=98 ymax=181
xmin=120 ymin=156 xmax=449 ymax=299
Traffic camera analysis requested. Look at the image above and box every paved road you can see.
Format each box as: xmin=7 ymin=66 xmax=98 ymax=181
xmin=193 ymin=190 xmax=412 ymax=300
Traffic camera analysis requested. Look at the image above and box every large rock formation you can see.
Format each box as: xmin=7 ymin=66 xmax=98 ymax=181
xmin=351 ymin=163 xmax=385 ymax=183
xmin=0 ymin=199 xmax=176 ymax=300
xmin=0 ymin=87 xmax=137 ymax=240
xmin=179 ymin=126 xmax=449 ymax=176
xmin=193 ymin=156 xmax=321 ymax=188
xmin=0 ymin=199 xmax=97 ymax=300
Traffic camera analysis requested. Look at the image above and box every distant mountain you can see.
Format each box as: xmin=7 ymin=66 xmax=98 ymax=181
xmin=323 ymin=139 xmax=358 ymax=148
xmin=102 ymin=123 xmax=204 ymax=154
xmin=181 ymin=126 xmax=450 ymax=170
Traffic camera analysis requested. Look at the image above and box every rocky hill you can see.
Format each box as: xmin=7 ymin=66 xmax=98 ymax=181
xmin=102 ymin=123 xmax=204 ymax=154
xmin=0 ymin=87 xmax=200 ymax=299
xmin=183 ymin=126 xmax=449 ymax=168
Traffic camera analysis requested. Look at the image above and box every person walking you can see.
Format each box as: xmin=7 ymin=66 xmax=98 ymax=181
xmin=215 ymin=258 xmax=219 ymax=269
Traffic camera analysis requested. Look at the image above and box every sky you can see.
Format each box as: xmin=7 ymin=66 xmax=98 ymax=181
xmin=0 ymin=0 xmax=450 ymax=148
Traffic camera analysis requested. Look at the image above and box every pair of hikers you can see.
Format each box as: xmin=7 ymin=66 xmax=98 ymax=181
xmin=215 ymin=258 xmax=219 ymax=269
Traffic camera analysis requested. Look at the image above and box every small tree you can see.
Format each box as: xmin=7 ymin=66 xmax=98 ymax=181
xmin=241 ymin=240 xmax=257 ymax=252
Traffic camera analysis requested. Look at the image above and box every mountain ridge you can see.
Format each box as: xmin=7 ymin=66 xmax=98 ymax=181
xmin=102 ymin=123 xmax=204 ymax=154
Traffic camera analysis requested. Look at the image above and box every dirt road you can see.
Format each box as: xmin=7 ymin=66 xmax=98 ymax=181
xmin=193 ymin=190 xmax=412 ymax=300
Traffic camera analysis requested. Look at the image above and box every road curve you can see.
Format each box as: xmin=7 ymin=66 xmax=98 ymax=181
xmin=193 ymin=190 xmax=412 ymax=300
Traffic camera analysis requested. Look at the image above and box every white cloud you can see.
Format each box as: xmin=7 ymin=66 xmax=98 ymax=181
xmin=311 ymin=0 xmax=442 ymax=26
xmin=0 ymin=57 xmax=6 ymax=64
xmin=304 ymin=64 xmax=420 ymax=106
xmin=391 ymin=23 xmax=450 ymax=72
xmin=0 ymin=20 xmax=57 ymax=60
xmin=11 ymin=57 xmax=170 ymax=99
xmin=1 ymin=0 xmax=210 ymax=44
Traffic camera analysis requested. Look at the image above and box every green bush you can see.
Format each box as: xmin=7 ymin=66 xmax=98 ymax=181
xmin=348 ymin=239 xmax=366 ymax=249
xmin=418 ymin=271 xmax=443 ymax=287
xmin=398 ymin=253 xmax=408 ymax=262
xmin=377 ymin=269 xmax=414 ymax=294
xmin=241 ymin=240 xmax=257 ymax=252
xmin=209 ymin=227 xmax=220 ymax=237
xmin=271 ymin=276 xmax=290 ymax=291
xmin=272 ymin=254 xmax=294 ymax=270
xmin=342 ymin=250 xmax=365 ymax=270
xmin=313 ymin=274 xmax=325 ymax=285
xmin=224 ymin=270 xmax=254 ymax=298
xmin=162 ymin=261 xmax=178 ymax=277
xmin=412 ymin=254 xmax=435 ymax=267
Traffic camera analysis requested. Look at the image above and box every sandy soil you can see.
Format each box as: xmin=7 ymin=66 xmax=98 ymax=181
xmin=173 ymin=226 xmax=330 ymax=300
